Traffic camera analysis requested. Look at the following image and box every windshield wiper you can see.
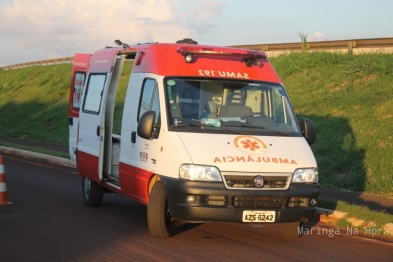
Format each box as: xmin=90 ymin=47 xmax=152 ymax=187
xmin=221 ymin=122 xmax=288 ymax=136
xmin=238 ymin=123 xmax=289 ymax=136
xmin=170 ymin=122 xmax=240 ymax=134
xmin=169 ymin=122 xmax=199 ymax=128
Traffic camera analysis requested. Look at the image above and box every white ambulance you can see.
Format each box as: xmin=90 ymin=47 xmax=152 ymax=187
xmin=68 ymin=39 xmax=319 ymax=238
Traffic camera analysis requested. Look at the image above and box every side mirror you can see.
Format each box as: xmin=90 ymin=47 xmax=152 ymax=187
xmin=137 ymin=111 xmax=160 ymax=140
xmin=300 ymin=118 xmax=316 ymax=145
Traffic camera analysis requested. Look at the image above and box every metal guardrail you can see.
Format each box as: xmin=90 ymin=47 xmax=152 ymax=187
xmin=2 ymin=37 xmax=393 ymax=70
xmin=1 ymin=57 xmax=74 ymax=70
xmin=230 ymin=37 xmax=393 ymax=52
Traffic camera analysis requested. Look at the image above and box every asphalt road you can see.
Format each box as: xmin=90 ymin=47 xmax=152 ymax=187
xmin=1 ymin=153 xmax=393 ymax=262
xmin=1 ymin=134 xmax=392 ymax=215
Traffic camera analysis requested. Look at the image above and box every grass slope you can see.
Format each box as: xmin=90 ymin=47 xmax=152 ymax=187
xmin=1 ymin=52 xmax=392 ymax=196
xmin=272 ymin=51 xmax=393 ymax=195
xmin=0 ymin=64 xmax=72 ymax=144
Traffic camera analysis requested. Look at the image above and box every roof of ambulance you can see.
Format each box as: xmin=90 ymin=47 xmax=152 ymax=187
xmin=88 ymin=41 xmax=281 ymax=83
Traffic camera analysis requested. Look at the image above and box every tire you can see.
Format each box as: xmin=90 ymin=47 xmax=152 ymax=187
xmin=82 ymin=176 xmax=104 ymax=207
xmin=147 ymin=180 xmax=176 ymax=238
xmin=282 ymin=221 xmax=301 ymax=238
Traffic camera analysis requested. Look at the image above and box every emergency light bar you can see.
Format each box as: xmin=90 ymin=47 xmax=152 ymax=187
xmin=177 ymin=46 xmax=266 ymax=66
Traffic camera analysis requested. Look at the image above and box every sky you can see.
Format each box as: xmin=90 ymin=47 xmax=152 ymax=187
xmin=0 ymin=0 xmax=392 ymax=67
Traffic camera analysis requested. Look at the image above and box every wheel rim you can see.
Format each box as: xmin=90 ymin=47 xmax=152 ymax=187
xmin=83 ymin=178 xmax=91 ymax=199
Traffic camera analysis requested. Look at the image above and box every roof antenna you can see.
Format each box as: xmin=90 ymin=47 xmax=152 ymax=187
xmin=114 ymin=39 xmax=129 ymax=49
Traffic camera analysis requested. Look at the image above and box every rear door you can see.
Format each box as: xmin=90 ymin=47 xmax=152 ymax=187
xmin=68 ymin=53 xmax=90 ymax=165
xmin=77 ymin=48 xmax=125 ymax=182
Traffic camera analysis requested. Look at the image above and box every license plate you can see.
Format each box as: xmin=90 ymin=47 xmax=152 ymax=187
xmin=242 ymin=210 xmax=275 ymax=222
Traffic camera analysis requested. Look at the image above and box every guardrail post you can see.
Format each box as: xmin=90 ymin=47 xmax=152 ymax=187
xmin=348 ymin=40 xmax=356 ymax=55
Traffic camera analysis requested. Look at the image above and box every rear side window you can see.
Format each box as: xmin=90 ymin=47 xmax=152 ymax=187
xmin=72 ymin=72 xmax=86 ymax=110
xmin=83 ymin=74 xmax=107 ymax=114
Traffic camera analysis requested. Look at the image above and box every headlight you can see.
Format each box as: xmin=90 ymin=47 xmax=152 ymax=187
xmin=292 ymin=168 xmax=318 ymax=183
xmin=179 ymin=165 xmax=222 ymax=181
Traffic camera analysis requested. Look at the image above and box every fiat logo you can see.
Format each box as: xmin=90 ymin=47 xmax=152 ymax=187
xmin=254 ymin=176 xmax=264 ymax=188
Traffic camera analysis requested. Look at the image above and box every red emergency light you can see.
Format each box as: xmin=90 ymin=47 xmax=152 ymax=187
xmin=135 ymin=51 xmax=144 ymax=66
xmin=177 ymin=46 xmax=266 ymax=66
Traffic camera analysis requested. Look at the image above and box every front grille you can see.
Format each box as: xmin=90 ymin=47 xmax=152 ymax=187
xmin=224 ymin=175 xmax=289 ymax=189
xmin=233 ymin=196 xmax=285 ymax=208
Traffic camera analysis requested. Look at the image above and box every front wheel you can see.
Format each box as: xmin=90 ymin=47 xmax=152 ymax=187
xmin=82 ymin=176 xmax=104 ymax=207
xmin=282 ymin=221 xmax=301 ymax=238
xmin=147 ymin=180 xmax=176 ymax=238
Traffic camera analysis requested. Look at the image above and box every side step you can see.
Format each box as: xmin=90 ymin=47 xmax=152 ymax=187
xmin=103 ymin=173 xmax=120 ymax=188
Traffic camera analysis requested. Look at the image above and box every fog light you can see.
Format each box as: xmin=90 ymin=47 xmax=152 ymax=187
xmin=310 ymin=198 xmax=317 ymax=206
xmin=187 ymin=195 xmax=197 ymax=204
xmin=185 ymin=54 xmax=192 ymax=63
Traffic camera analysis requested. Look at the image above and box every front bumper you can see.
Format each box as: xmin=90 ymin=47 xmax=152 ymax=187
xmin=161 ymin=176 xmax=319 ymax=223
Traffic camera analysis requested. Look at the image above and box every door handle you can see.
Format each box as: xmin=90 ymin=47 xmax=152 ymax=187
xmin=96 ymin=125 xmax=100 ymax=136
xmin=131 ymin=131 xmax=136 ymax=143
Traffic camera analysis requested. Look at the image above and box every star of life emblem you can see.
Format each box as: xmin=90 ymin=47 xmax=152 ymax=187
xmin=234 ymin=136 xmax=267 ymax=155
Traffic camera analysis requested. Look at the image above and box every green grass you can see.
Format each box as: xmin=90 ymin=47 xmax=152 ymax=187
xmin=1 ymin=53 xmax=393 ymax=197
xmin=0 ymin=64 xmax=72 ymax=144
xmin=0 ymin=61 xmax=132 ymax=144
xmin=319 ymin=198 xmax=393 ymax=236
xmin=113 ymin=61 xmax=133 ymax=134
xmin=0 ymin=141 xmax=69 ymax=159
xmin=270 ymin=51 xmax=393 ymax=196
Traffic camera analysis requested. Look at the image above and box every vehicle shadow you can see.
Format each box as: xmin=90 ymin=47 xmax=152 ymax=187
xmin=299 ymin=114 xmax=392 ymax=214
xmin=300 ymin=114 xmax=367 ymax=193
xmin=173 ymin=222 xmax=202 ymax=236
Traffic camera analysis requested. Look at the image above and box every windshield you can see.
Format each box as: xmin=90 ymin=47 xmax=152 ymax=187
xmin=164 ymin=78 xmax=301 ymax=137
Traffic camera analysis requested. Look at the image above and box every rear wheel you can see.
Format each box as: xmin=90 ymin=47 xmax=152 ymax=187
xmin=82 ymin=176 xmax=104 ymax=207
xmin=282 ymin=221 xmax=301 ymax=238
xmin=147 ymin=180 xmax=176 ymax=238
